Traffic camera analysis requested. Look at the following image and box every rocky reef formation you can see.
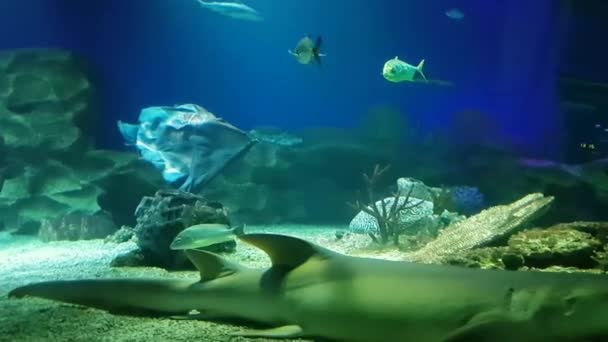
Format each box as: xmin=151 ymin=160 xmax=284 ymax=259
xmin=0 ymin=49 xmax=163 ymax=237
xmin=200 ymin=106 xmax=423 ymax=224
xmin=38 ymin=212 xmax=118 ymax=242
xmin=405 ymin=193 xmax=555 ymax=263
xmin=110 ymin=190 xmax=233 ymax=269
xmin=441 ymin=221 xmax=608 ymax=273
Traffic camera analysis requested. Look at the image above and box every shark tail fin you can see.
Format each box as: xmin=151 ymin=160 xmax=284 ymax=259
xmin=312 ymin=36 xmax=323 ymax=67
xmin=417 ymin=59 xmax=428 ymax=81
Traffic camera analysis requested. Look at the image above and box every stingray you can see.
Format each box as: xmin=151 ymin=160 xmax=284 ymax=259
xmin=118 ymin=104 xmax=256 ymax=193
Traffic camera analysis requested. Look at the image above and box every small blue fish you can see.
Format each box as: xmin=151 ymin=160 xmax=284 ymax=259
xmin=445 ymin=8 xmax=465 ymax=21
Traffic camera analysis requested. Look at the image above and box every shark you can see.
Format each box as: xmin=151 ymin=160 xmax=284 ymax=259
xmin=9 ymin=233 xmax=608 ymax=341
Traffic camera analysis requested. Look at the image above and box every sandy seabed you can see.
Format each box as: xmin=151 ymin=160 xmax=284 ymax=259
xmin=0 ymin=224 xmax=391 ymax=342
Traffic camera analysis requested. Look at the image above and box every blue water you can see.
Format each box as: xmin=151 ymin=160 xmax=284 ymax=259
xmin=0 ymin=0 xmax=606 ymax=157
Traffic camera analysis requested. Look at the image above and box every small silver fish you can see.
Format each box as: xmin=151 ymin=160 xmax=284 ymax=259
xmin=382 ymin=56 xmax=427 ymax=83
xmin=197 ymin=1 xmax=263 ymax=22
xmin=288 ymin=36 xmax=326 ymax=66
xmin=170 ymin=223 xmax=245 ymax=250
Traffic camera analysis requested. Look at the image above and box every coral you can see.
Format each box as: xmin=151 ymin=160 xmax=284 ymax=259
xmin=111 ymin=190 xmax=232 ymax=269
xmin=349 ymin=196 xmax=434 ymax=235
xmin=348 ymin=165 xmax=429 ymax=245
xmin=447 ymin=186 xmax=485 ymax=215
xmin=508 ymin=227 xmax=601 ymax=269
xmin=406 ymin=193 xmax=554 ymax=263
xmin=349 ymin=176 xmax=465 ymax=248
xmin=438 ymin=221 xmax=608 ymax=273
xmin=442 ymin=247 xmax=520 ymax=270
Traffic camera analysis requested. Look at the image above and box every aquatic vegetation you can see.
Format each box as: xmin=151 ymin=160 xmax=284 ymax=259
xmin=12 ymin=232 xmax=608 ymax=341
xmin=348 ymin=164 xmax=427 ymax=246
xmin=118 ymin=104 xmax=257 ymax=193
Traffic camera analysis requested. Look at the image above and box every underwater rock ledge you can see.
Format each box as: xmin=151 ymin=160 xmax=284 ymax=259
xmin=405 ymin=193 xmax=554 ymax=263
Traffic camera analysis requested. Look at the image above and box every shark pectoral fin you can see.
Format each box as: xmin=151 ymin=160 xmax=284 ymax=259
xmin=238 ymin=233 xmax=339 ymax=269
xmin=185 ymin=249 xmax=246 ymax=281
xmin=232 ymin=325 xmax=304 ymax=338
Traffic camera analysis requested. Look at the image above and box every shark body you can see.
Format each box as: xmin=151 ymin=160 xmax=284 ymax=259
xmin=10 ymin=233 xmax=608 ymax=341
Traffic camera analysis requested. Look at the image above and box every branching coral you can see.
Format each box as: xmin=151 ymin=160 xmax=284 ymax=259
xmin=348 ymin=164 xmax=424 ymax=246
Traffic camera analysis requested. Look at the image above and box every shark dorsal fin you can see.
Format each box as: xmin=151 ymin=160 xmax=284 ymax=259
xmin=238 ymin=233 xmax=338 ymax=269
xmin=185 ymin=249 xmax=244 ymax=281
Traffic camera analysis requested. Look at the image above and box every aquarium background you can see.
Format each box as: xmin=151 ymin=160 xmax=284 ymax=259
xmin=3 ymin=2 xmax=608 ymax=340
xmin=0 ymin=0 xmax=607 ymax=230
xmin=2 ymin=0 xmax=606 ymax=159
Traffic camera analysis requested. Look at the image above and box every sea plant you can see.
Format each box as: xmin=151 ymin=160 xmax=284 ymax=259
xmin=348 ymin=164 xmax=424 ymax=246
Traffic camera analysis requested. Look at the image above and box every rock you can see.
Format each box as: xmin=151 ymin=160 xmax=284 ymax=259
xmin=0 ymin=49 xmax=98 ymax=234
xmin=110 ymin=249 xmax=145 ymax=267
xmin=442 ymin=247 xmax=516 ymax=270
xmin=0 ymin=49 xmax=94 ymax=152
xmin=406 ymin=193 xmax=554 ymax=263
xmin=507 ymin=227 xmax=601 ymax=269
xmin=439 ymin=221 xmax=608 ymax=273
xmin=249 ymin=127 xmax=303 ymax=146
xmin=111 ymin=190 xmax=233 ymax=269
xmin=356 ymin=106 xmax=408 ymax=148
xmin=38 ymin=212 xmax=118 ymax=242
xmin=105 ymin=225 xmax=134 ymax=244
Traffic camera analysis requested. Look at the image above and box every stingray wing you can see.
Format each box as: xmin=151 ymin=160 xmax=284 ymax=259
xmin=185 ymin=118 xmax=256 ymax=192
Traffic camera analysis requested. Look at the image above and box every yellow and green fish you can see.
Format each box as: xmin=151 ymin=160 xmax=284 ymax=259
xmin=382 ymin=56 xmax=427 ymax=83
